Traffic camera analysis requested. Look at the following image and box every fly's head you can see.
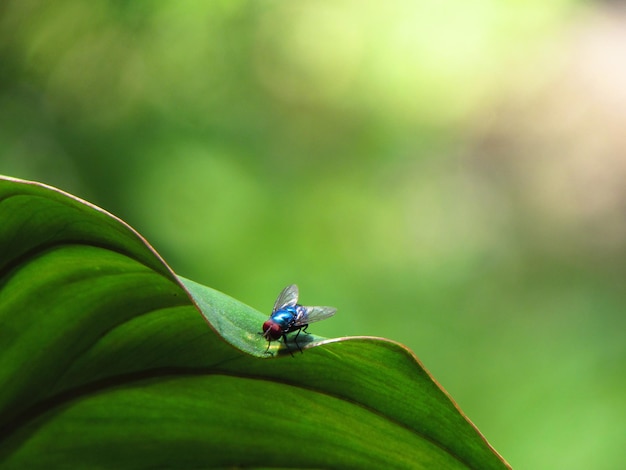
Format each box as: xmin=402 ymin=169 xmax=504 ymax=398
xmin=262 ymin=320 xmax=282 ymax=341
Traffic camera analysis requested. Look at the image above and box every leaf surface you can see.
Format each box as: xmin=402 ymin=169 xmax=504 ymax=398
xmin=0 ymin=176 xmax=510 ymax=469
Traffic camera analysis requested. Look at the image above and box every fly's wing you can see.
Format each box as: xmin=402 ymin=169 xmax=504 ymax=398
xmin=272 ymin=284 xmax=299 ymax=314
xmin=293 ymin=306 xmax=337 ymax=327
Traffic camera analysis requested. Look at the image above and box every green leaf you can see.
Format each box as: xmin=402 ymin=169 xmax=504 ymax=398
xmin=0 ymin=176 xmax=510 ymax=469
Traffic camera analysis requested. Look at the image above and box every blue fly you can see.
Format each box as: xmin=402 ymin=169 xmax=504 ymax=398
xmin=262 ymin=284 xmax=336 ymax=355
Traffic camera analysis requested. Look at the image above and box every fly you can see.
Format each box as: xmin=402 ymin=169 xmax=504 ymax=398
xmin=261 ymin=284 xmax=336 ymax=355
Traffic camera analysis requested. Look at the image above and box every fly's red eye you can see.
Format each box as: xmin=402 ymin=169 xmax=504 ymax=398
xmin=262 ymin=321 xmax=282 ymax=340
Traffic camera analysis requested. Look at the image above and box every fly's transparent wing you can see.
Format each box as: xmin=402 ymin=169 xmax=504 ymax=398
xmin=272 ymin=284 xmax=299 ymax=313
xmin=293 ymin=306 xmax=337 ymax=327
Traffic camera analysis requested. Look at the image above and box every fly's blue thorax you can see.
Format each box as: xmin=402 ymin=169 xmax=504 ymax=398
xmin=270 ymin=307 xmax=298 ymax=328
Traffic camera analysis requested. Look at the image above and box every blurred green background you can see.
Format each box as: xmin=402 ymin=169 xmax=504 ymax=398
xmin=1 ymin=1 xmax=625 ymax=468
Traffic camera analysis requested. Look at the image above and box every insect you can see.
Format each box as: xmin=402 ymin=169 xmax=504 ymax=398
xmin=261 ymin=284 xmax=336 ymax=355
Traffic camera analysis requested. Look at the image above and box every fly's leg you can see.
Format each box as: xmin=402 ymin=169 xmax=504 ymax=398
xmin=260 ymin=330 xmax=274 ymax=355
xmin=282 ymin=334 xmax=295 ymax=357
xmin=293 ymin=326 xmax=306 ymax=354
xmin=302 ymin=324 xmax=310 ymax=335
